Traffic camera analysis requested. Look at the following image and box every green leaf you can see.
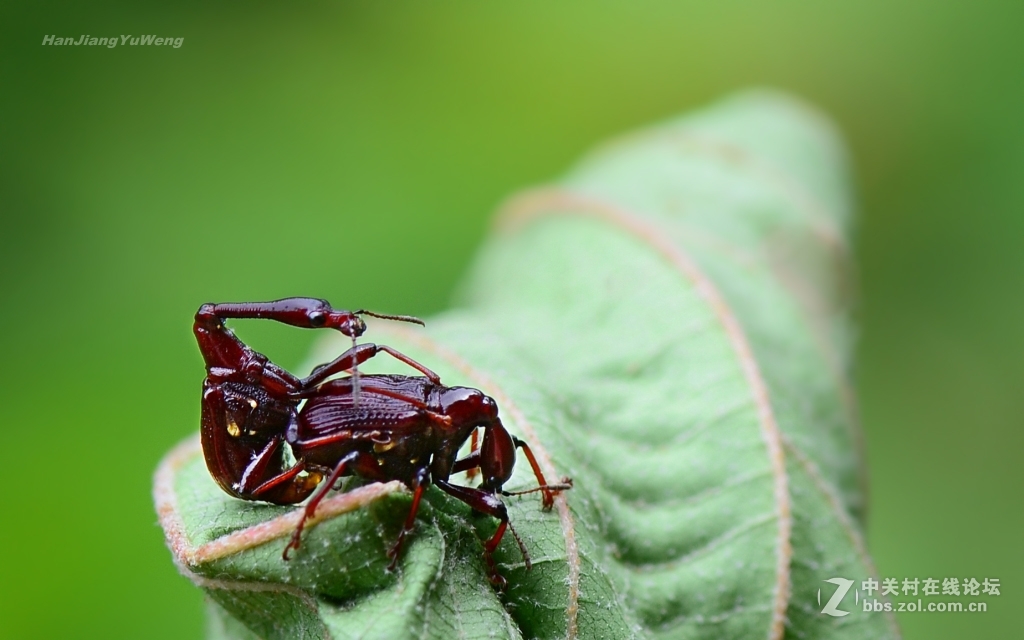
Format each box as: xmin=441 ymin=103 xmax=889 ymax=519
xmin=156 ymin=91 xmax=899 ymax=640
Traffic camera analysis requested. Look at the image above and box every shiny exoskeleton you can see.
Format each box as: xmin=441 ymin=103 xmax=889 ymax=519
xmin=194 ymin=297 xmax=568 ymax=585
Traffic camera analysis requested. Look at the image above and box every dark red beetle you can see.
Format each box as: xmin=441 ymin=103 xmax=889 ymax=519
xmin=194 ymin=298 xmax=569 ymax=584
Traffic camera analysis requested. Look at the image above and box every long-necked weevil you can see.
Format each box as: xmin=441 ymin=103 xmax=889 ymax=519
xmin=194 ymin=297 xmax=571 ymax=586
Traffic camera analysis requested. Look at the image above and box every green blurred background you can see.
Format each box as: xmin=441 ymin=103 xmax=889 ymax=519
xmin=1 ymin=2 xmax=1021 ymax=638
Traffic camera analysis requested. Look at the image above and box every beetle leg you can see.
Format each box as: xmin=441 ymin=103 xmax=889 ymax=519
xmin=250 ymin=462 xmax=321 ymax=501
xmin=236 ymin=436 xmax=286 ymax=493
xmin=376 ymin=345 xmax=441 ymax=383
xmin=283 ymin=450 xmax=364 ymax=560
xmin=510 ymin=436 xmax=557 ymax=510
xmin=466 ymin=428 xmax=480 ymax=481
xmin=235 ymin=437 xmax=323 ymax=504
xmin=451 ymin=448 xmax=482 ymax=475
xmin=452 ymin=440 xmax=570 ymax=501
xmin=387 ymin=467 xmax=430 ymax=571
xmin=434 ymin=479 xmax=530 ymax=588
xmin=299 ymin=343 xmax=382 ymax=390
xmin=301 ymin=343 xmax=441 ymax=389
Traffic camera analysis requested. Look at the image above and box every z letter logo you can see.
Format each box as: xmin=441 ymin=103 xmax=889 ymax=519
xmin=818 ymin=578 xmax=855 ymax=617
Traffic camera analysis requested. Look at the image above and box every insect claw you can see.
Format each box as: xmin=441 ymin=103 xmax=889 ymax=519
xmin=385 ymin=544 xmax=401 ymax=572
xmin=282 ymin=537 xmax=299 ymax=561
xmin=489 ymin=572 xmax=508 ymax=591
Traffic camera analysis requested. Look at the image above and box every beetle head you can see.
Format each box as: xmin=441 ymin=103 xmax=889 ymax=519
xmin=301 ymin=300 xmax=366 ymax=337
xmin=332 ymin=313 xmax=366 ymax=338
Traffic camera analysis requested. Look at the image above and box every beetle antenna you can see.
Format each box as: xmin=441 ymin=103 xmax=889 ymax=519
xmin=354 ymin=310 xmax=426 ymax=327
xmin=505 ymin=518 xmax=532 ymax=571
xmin=502 ymin=478 xmax=574 ymax=497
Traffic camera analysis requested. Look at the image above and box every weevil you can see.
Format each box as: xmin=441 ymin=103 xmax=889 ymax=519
xmin=194 ymin=297 xmax=569 ymax=585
